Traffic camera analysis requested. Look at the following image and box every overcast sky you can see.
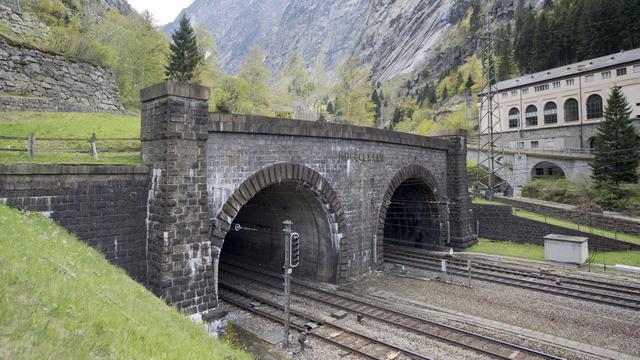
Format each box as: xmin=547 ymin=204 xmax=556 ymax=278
xmin=127 ymin=0 xmax=194 ymax=25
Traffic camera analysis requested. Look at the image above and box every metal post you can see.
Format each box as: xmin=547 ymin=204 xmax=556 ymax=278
xmin=467 ymin=260 xmax=472 ymax=288
xmin=15 ymin=0 xmax=21 ymax=13
xmin=28 ymin=132 xmax=35 ymax=158
xmin=282 ymin=219 xmax=293 ymax=349
xmin=446 ymin=221 xmax=451 ymax=244
xmin=476 ymin=220 xmax=480 ymax=237
xmin=90 ymin=133 xmax=98 ymax=159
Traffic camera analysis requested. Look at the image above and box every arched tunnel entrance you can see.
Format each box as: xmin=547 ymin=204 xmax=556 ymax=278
xmin=219 ymin=180 xmax=339 ymax=283
xmin=383 ymin=177 xmax=441 ymax=250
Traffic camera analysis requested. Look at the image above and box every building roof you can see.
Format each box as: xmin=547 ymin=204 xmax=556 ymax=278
xmin=494 ymin=48 xmax=640 ymax=92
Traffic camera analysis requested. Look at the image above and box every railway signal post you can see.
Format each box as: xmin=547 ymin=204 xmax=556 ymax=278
xmin=282 ymin=220 xmax=300 ymax=349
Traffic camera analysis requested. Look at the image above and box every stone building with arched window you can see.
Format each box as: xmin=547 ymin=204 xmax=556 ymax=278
xmin=479 ymin=48 xmax=640 ymax=153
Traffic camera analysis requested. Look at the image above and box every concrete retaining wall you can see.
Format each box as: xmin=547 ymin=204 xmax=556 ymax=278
xmin=472 ymin=203 xmax=640 ymax=251
xmin=0 ymin=164 xmax=149 ymax=280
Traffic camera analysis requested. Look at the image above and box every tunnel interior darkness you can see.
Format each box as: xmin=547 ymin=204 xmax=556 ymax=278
xmin=383 ymin=177 xmax=440 ymax=250
xmin=219 ymin=181 xmax=338 ymax=283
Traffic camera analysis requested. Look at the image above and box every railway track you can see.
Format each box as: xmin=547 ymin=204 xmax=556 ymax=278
xmin=220 ymin=262 xmax=564 ymax=360
xmin=220 ymin=283 xmax=431 ymax=360
xmin=385 ymin=245 xmax=640 ymax=297
xmin=384 ymin=246 xmax=640 ymax=311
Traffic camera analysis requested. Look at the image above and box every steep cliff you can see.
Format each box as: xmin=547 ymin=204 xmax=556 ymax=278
xmin=163 ymin=0 xmax=551 ymax=83
xmin=163 ymin=0 xmax=462 ymax=80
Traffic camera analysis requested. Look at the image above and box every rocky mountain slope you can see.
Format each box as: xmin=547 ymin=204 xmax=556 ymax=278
xmin=164 ymin=0 xmax=462 ymax=81
xmin=164 ymin=0 xmax=544 ymax=83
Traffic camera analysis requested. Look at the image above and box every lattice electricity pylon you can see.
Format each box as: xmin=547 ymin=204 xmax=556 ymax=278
xmin=475 ymin=8 xmax=506 ymax=198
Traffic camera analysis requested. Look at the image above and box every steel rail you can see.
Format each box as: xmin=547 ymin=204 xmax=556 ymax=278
xmin=384 ymin=250 xmax=640 ymax=311
xmin=219 ymin=283 xmax=432 ymax=360
xmin=220 ymin=263 xmax=563 ymax=360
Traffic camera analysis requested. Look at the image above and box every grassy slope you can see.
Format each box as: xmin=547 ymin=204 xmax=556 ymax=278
xmin=468 ymin=238 xmax=640 ymax=267
xmin=472 ymin=197 xmax=640 ymax=245
xmin=0 ymin=205 xmax=251 ymax=359
xmin=0 ymin=112 xmax=141 ymax=164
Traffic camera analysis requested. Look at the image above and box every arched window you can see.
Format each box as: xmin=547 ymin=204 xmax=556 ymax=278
xmin=587 ymin=94 xmax=603 ymax=120
xmin=588 ymin=137 xmax=597 ymax=153
xmin=508 ymin=108 xmax=520 ymax=128
xmin=564 ymin=98 xmax=579 ymax=122
xmin=544 ymin=102 xmax=558 ymax=124
xmin=525 ymin=105 xmax=538 ymax=126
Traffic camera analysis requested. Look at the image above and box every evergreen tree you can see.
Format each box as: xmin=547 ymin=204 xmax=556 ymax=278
xmin=441 ymin=85 xmax=449 ymax=102
xmin=469 ymin=0 xmax=482 ymax=34
xmin=591 ymin=86 xmax=640 ymax=185
xmin=165 ymin=14 xmax=203 ymax=82
xmin=465 ymin=74 xmax=475 ymax=93
xmin=326 ymin=101 xmax=335 ymax=114
xmin=372 ymin=89 xmax=382 ymax=122
xmin=392 ymin=105 xmax=402 ymax=126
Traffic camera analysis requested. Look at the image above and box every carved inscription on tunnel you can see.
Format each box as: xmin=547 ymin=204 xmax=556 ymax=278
xmin=339 ymin=151 xmax=384 ymax=162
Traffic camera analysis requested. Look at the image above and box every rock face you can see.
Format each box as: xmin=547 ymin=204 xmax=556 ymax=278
xmin=0 ymin=39 xmax=124 ymax=112
xmin=163 ymin=0 xmax=458 ymax=79
xmin=163 ymin=0 xmax=288 ymax=73
xmin=164 ymin=0 xmax=546 ymax=81
xmin=0 ymin=4 xmax=51 ymax=44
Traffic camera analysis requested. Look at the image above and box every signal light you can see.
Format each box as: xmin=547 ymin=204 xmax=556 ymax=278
xmin=290 ymin=232 xmax=300 ymax=268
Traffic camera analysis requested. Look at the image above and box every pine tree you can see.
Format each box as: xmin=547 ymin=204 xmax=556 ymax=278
xmin=441 ymin=85 xmax=449 ymax=102
xmin=326 ymin=101 xmax=335 ymax=114
xmin=465 ymin=74 xmax=475 ymax=93
xmin=392 ymin=105 xmax=402 ymax=126
xmin=165 ymin=14 xmax=203 ymax=82
xmin=591 ymin=86 xmax=640 ymax=185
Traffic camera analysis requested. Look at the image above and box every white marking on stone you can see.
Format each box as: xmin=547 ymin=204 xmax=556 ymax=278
xmin=0 ymin=198 xmax=6 ymax=205
xmin=145 ymin=168 xmax=161 ymax=278
xmin=189 ymin=312 xmax=203 ymax=324
xmin=39 ymin=211 xmax=52 ymax=218
xmin=163 ymin=232 xmax=169 ymax=247
xmin=114 ymin=238 xmax=118 ymax=257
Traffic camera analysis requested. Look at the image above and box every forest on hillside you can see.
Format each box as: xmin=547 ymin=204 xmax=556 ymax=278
xmin=495 ymin=0 xmax=640 ymax=80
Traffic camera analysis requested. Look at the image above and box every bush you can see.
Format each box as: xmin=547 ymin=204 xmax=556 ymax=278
xmin=522 ymin=178 xmax=640 ymax=215
xmin=521 ymin=178 xmax=589 ymax=205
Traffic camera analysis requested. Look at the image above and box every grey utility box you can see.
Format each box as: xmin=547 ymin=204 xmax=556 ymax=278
xmin=543 ymin=234 xmax=589 ymax=264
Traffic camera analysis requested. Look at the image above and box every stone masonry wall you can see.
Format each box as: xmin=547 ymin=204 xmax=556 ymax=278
xmin=141 ymin=81 xmax=215 ymax=316
xmin=207 ymin=113 xmax=475 ymax=283
xmin=496 ymin=196 xmax=640 ymax=237
xmin=472 ymin=203 xmax=640 ymax=251
xmin=0 ymin=164 xmax=149 ymax=280
xmin=0 ymin=38 xmax=124 ymax=112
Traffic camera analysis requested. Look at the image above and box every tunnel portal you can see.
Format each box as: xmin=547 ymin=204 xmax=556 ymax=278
xmin=220 ymin=181 xmax=339 ymax=283
xmin=383 ymin=177 xmax=441 ymax=250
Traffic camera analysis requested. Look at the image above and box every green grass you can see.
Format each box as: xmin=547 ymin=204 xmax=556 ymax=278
xmin=471 ymin=197 xmax=640 ymax=245
xmin=0 ymin=112 xmax=141 ymax=164
xmin=468 ymin=238 xmax=640 ymax=267
xmin=512 ymin=208 xmax=640 ymax=245
xmin=468 ymin=238 xmax=545 ymax=260
xmin=0 ymin=205 xmax=251 ymax=359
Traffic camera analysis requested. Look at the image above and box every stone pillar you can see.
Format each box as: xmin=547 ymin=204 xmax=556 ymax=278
xmin=140 ymin=81 xmax=215 ymax=316
xmin=435 ymin=129 xmax=476 ymax=249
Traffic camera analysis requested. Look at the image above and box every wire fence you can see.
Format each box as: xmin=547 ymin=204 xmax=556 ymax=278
xmin=0 ymin=133 xmax=140 ymax=159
